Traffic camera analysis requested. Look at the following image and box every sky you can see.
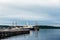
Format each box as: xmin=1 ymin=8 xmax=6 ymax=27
xmin=0 ymin=0 xmax=60 ymax=26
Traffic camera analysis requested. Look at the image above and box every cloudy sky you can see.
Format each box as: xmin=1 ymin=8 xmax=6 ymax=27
xmin=0 ymin=0 xmax=60 ymax=26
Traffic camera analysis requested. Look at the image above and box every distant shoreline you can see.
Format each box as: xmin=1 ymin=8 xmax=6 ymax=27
xmin=39 ymin=28 xmax=60 ymax=29
xmin=33 ymin=25 xmax=60 ymax=29
xmin=0 ymin=25 xmax=60 ymax=29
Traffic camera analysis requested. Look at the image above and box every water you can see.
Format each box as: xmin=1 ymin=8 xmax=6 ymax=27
xmin=1 ymin=29 xmax=60 ymax=40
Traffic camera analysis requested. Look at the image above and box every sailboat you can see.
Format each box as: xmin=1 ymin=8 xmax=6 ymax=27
xmin=22 ymin=22 xmax=34 ymax=30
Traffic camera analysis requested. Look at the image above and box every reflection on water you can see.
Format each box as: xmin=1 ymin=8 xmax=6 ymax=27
xmin=1 ymin=29 xmax=60 ymax=40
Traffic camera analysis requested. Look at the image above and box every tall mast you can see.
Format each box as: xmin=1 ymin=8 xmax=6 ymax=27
xmin=35 ymin=21 xmax=38 ymax=26
xmin=15 ymin=21 xmax=17 ymax=27
xmin=12 ymin=21 xmax=14 ymax=28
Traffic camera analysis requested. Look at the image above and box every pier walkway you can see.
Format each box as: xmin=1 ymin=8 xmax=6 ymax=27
xmin=0 ymin=28 xmax=30 ymax=39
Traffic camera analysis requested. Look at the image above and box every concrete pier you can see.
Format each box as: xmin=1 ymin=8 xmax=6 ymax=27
xmin=0 ymin=28 xmax=30 ymax=39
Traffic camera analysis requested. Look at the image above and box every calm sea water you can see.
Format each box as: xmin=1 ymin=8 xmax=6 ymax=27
xmin=1 ymin=29 xmax=60 ymax=40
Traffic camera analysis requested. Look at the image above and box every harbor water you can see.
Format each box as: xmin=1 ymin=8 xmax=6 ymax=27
xmin=1 ymin=29 xmax=60 ymax=40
